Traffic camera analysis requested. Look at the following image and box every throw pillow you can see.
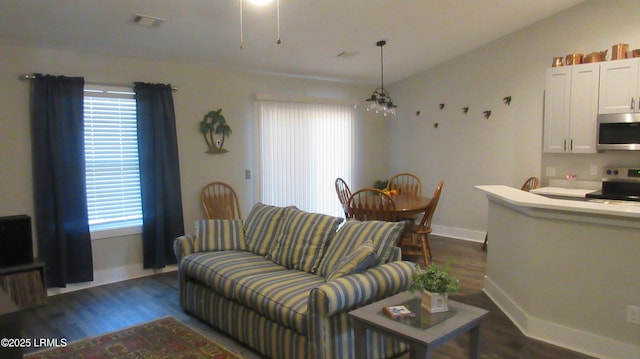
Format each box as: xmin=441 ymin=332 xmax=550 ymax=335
xmin=267 ymin=207 xmax=343 ymax=273
xmin=316 ymin=219 xmax=406 ymax=277
xmin=194 ymin=219 xmax=246 ymax=252
xmin=325 ymin=240 xmax=376 ymax=281
xmin=243 ymin=203 xmax=291 ymax=256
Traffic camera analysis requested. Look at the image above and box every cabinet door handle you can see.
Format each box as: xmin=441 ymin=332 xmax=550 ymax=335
xmin=570 ymin=139 xmax=573 ymax=152
xmin=632 ymin=97 xmax=636 ymax=111
xmin=563 ymin=139 xmax=567 ymax=152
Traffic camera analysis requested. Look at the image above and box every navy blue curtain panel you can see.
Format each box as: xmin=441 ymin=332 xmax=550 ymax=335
xmin=134 ymin=82 xmax=185 ymax=269
xmin=31 ymin=74 xmax=93 ymax=287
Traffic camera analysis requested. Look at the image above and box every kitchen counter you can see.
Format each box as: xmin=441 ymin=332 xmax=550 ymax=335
xmin=529 ymin=186 xmax=596 ymax=198
xmin=476 ymin=185 xmax=640 ymax=359
xmin=476 ymin=185 xmax=640 ymax=225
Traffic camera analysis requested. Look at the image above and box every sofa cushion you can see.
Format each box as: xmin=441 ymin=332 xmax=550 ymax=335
xmin=267 ymin=208 xmax=343 ymax=273
xmin=317 ymin=220 xmax=405 ymax=277
xmin=194 ymin=219 xmax=246 ymax=252
xmin=233 ymin=269 xmax=325 ymax=335
xmin=243 ymin=203 xmax=290 ymax=256
xmin=325 ymin=240 xmax=376 ymax=281
xmin=181 ymin=251 xmax=285 ymax=298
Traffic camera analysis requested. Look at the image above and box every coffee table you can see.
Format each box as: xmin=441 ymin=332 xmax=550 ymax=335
xmin=349 ymin=291 xmax=488 ymax=359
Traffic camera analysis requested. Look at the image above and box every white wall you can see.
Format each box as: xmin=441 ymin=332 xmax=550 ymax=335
xmin=0 ymin=44 xmax=388 ymax=292
xmin=388 ymin=0 xmax=640 ymax=240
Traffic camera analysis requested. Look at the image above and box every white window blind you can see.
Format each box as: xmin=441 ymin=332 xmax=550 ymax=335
xmin=83 ymin=87 xmax=143 ymax=232
xmin=255 ymin=100 xmax=354 ymax=217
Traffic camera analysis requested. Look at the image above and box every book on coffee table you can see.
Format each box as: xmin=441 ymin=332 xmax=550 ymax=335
xmin=382 ymin=305 xmax=415 ymax=319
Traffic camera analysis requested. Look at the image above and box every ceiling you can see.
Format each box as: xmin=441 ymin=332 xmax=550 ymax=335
xmin=0 ymin=0 xmax=586 ymax=85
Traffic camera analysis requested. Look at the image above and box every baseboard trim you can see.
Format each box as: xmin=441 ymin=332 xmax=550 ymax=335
xmin=432 ymin=224 xmax=486 ymax=243
xmin=484 ymin=276 xmax=640 ymax=359
xmin=47 ymin=263 xmax=177 ymax=296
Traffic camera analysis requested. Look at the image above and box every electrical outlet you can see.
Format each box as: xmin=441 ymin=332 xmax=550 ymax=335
xmin=590 ymin=164 xmax=598 ymax=176
xmin=245 ymin=170 xmax=251 ymax=179
xmin=627 ymin=305 xmax=640 ymax=324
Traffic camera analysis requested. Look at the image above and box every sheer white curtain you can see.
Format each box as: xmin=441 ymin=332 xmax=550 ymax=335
xmin=255 ymin=99 xmax=354 ymax=217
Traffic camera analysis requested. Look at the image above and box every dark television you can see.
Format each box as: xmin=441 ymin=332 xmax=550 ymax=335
xmin=0 ymin=215 xmax=34 ymax=267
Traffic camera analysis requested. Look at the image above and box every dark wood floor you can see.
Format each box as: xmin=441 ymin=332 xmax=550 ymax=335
xmin=20 ymin=236 xmax=595 ymax=358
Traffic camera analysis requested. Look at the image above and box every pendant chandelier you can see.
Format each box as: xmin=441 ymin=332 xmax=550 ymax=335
xmin=365 ymin=40 xmax=397 ymax=117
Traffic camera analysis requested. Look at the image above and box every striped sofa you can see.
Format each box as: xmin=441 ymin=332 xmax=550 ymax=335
xmin=174 ymin=203 xmax=416 ymax=359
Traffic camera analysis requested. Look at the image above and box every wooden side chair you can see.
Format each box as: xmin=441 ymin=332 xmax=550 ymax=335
xmin=482 ymin=177 xmax=539 ymax=250
xmin=347 ymin=188 xmax=398 ymax=222
xmin=521 ymin=176 xmax=540 ymax=192
xmin=387 ymin=173 xmax=422 ymax=197
xmin=398 ymin=181 xmax=444 ymax=265
xmin=201 ymin=182 xmax=242 ymax=220
xmin=335 ymin=177 xmax=352 ymax=219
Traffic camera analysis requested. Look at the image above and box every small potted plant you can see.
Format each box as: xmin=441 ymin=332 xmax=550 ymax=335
xmin=410 ymin=262 xmax=459 ymax=313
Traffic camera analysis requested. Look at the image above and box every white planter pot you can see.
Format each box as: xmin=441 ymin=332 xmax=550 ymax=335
xmin=421 ymin=290 xmax=448 ymax=313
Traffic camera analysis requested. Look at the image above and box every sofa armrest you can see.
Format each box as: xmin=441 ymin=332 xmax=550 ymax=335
xmin=309 ymin=260 xmax=416 ymax=318
xmin=174 ymin=234 xmax=196 ymax=263
xmin=173 ymin=234 xmax=196 ymax=308
xmin=307 ymin=261 xmax=415 ymax=359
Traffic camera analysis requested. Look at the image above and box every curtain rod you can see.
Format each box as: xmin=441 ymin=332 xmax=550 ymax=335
xmin=21 ymin=74 xmax=178 ymax=92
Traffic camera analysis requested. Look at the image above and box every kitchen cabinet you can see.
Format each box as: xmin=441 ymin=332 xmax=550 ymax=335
xmin=598 ymin=58 xmax=640 ymax=114
xmin=543 ymin=63 xmax=599 ymax=153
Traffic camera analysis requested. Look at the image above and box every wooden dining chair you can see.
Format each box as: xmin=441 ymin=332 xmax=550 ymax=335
xmin=388 ymin=172 xmax=423 ymax=222
xmin=387 ymin=173 xmax=422 ymax=197
xmin=335 ymin=177 xmax=352 ymax=219
xmin=201 ymin=182 xmax=242 ymax=220
xmin=398 ymin=181 xmax=444 ymax=265
xmin=482 ymin=177 xmax=539 ymax=250
xmin=347 ymin=188 xmax=398 ymax=222
xmin=520 ymin=176 xmax=540 ymax=192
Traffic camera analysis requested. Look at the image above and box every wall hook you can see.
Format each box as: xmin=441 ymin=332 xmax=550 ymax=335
xmin=483 ymin=110 xmax=492 ymax=119
xmin=439 ymin=103 xmax=445 ymax=110
xmin=433 ymin=122 xmax=439 ymax=128
xmin=462 ymin=107 xmax=469 ymax=114
xmin=503 ymin=96 xmax=512 ymax=106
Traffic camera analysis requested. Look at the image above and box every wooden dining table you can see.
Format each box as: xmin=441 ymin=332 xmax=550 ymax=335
xmin=388 ymin=194 xmax=431 ymax=220
xmin=352 ymin=192 xmax=431 ymax=221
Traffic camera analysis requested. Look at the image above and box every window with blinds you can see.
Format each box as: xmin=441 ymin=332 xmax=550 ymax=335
xmin=255 ymin=100 xmax=354 ymax=218
xmin=83 ymin=86 xmax=143 ymax=234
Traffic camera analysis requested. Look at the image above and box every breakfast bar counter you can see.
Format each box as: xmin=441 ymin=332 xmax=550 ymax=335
xmin=475 ymin=185 xmax=639 ymax=359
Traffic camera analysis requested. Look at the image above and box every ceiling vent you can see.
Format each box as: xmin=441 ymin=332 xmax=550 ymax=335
xmin=132 ymin=14 xmax=165 ymax=28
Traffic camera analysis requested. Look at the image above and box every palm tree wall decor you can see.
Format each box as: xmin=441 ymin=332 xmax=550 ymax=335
xmin=200 ymin=109 xmax=232 ymax=154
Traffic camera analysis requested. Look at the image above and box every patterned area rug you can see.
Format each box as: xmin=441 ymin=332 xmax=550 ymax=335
xmin=26 ymin=316 xmax=242 ymax=359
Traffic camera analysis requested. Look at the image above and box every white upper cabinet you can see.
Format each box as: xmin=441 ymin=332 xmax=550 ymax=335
xmin=544 ymin=67 xmax=571 ymax=153
xmin=544 ymin=63 xmax=599 ymax=153
xmin=599 ymin=58 xmax=640 ymax=114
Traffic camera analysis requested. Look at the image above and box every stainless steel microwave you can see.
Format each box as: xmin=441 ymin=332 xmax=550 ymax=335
xmin=597 ymin=113 xmax=640 ymax=151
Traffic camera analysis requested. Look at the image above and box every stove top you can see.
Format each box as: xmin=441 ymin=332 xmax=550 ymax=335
xmin=584 ymin=167 xmax=640 ymax=202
